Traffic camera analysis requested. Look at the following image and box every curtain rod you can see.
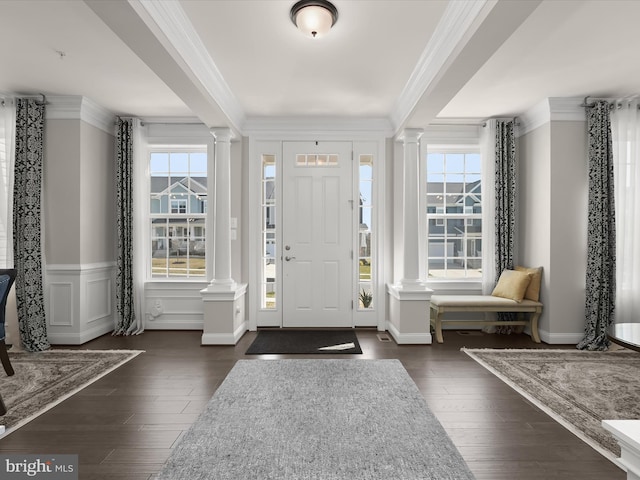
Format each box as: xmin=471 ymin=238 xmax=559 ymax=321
xmin=581 ymin=96 xmax=609 ymax=108
xmin=1 ymin=94 xmax=46 ymax=106
xmin=581 ymin=95 xmax=640 ymax=109
xmin=429 ymin=118 xmax=520 ymax=127
xmin=429 ymin=122 xmax=486 ymax=127
xmin=113 ymin=118 xmax=205 ymax=126
xmin=18 ymin=93 xmax=46 ymax=105
xmin=481 ymin=118 xmax=520 ymax=127
xmin=140 ymin=122 xmax=204 ymax=126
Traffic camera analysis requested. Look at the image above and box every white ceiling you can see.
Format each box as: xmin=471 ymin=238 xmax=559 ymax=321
xmin=1 ymin=0 xmax=640 ymax=135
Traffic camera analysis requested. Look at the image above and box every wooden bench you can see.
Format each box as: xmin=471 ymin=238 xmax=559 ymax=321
xmin=429 ymin=294 xmax=542 ymax=344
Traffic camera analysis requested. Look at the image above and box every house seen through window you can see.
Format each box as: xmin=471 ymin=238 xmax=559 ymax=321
xmin=426 ymin=150 xmax=482 ymax=279
xmin=150 ymin=150 xmax=207 ymax=278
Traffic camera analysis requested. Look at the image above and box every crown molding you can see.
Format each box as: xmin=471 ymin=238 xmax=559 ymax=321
xmin=422 ymin=122 xmax=483 ymax=145
xmin=243 ymin=116 xmax=394 ymax=137
xmin=389 ymin=0 xmax=490 ymax=131
xmin=518 ymin=97 xmax=585 ymax=136
xmin=139 ymin=116 xmax=202 ymax=125
xmin=45 ymin=95 xmax=116 ymax=135
xmin=548 ymin=97 xmax=586 ymax=122
xmin=144 ymin=122 xmax=213 ymax=144
xmin=135 ymin=0 xmax=245 ymax=133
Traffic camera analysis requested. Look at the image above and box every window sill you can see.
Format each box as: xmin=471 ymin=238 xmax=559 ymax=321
xmin=144 ymin=280 xmax=209 ymax=290
xmin=425 ymin=280 xmax=483 ymax=294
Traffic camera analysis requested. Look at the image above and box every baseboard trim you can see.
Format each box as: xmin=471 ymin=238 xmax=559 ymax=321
xmin=386 ymin=321 xmax=432 ymax=345
xmin=201 ymin=321 xmax=248 ymax=345
xmin=144 ymin=321 xmax=203 ymax=330
xmin=48 ymin=321 xmax=113 ymax=345
xmin=539 ymin=329 xmax=582 ymax=345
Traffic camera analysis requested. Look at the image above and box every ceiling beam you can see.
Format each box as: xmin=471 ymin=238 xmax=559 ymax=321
xmin=393 ymin=0 xmax=542 ymax=132
xmin=84 ymin=0 xmax=242 ymax=134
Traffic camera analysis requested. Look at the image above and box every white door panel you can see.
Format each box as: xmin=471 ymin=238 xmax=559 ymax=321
xmin=282 ymin=141 xmax=352 ymax=327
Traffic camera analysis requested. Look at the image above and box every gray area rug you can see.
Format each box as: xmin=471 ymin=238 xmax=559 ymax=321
xmin=157 ymin=359 xmax=475 ymax=480
xmin=0 ymin=349 xmax=142 ymax=437
xmin=463 ymin=348 xmax=640 ymax=462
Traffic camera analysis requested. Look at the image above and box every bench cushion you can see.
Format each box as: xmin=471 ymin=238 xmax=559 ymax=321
xmin=430 ymin=295 xmax=542 ymax=309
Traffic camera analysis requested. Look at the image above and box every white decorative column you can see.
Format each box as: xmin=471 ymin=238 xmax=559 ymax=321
xmin=400 ymin=128 xmax=426 ymax=289
xmin=201 ymin=128 xmax=247 ymax=345
xmin=209 ymin=128 xmax=235 ymax=288
xmin=387 ymin=128 xmax=433 ymax=344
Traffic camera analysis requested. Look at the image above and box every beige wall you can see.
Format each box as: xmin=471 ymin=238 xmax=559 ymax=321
xmin=44 ymin=118 xmax=115 ymax=266
xmin=44 ymin=120 xmax=82 ymax=264
xmin=518 ymin=120 xmax=588 ymax=342
xmin=518 ymin=124 xmax=551 ymax=330
xmin=549 ymin=121 xmax=588 ymax=336
xmin=80 ymin=121 xmax=116 ymax=264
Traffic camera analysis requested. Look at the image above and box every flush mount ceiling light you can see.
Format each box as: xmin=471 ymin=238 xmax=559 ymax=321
xmin=290 ymin=0 xmax=338 ymax=38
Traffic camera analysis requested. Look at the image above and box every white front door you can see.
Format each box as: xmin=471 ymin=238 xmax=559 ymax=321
xmin=282 ymin=141 xmax=353 ymax=327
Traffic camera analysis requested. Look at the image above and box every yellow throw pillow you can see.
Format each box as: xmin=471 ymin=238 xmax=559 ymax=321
xmin=514 ymin=265 xmax=542 ymax=302
xmin=514 ymin=266 xmax=542 ymax=302
xmin=491 ymin=269 xmax=533 ymax=303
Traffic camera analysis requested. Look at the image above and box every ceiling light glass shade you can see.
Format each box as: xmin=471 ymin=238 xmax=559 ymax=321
xmin=290 ymin=0 xmax=338 ymax=38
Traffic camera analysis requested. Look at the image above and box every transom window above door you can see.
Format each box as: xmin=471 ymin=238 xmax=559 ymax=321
xmin=295 ymin=153 xmax=339 ymax=166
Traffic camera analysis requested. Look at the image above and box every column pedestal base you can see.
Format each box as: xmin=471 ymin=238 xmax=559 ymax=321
xmin=603 ymin=420 xmax=640 ymax=479
xmin=386 ymin=283 xmax=433 ymax=344
xmin=200 ymin=283 xmax=247 ymax=345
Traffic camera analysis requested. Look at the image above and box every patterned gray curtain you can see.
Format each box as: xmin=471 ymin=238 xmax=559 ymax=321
xmin=114 ymin=118 xmax=136 ymax=335
xmin=13 ymin=98 xmax=50 ymax=352
xmin=577 ymin=101 xmax=615 ymax=350
xmin=495 ymin=120 xmax=518 ymax=331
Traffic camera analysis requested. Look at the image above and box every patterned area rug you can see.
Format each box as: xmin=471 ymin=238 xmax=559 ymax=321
xmin=157 ymin=359 xmax=476 ymax=479
xmin=462 ymin=348 xmax=640 ymax=462
xmin=0 ymin=349 xmax=142 ymax=437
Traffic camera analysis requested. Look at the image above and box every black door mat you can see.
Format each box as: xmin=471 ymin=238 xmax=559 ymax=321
xmin=245 ymin=329 xmax=362 ymax=354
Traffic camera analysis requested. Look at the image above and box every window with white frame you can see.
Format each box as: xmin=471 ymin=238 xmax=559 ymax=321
xmin=149 ymin=149 xmax=207 ymax=278
xmin=358 ymin=153 xmax=374 ymax=309
xmin=261 ymin=154 xmax=276 ymax=309
xmin=426 ymin=149 xmax=482 ymax=279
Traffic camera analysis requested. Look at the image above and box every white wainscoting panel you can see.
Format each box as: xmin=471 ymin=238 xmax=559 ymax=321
xmin=49 ymin=283 xmax=74 ymax=326
xmin=45 ymin=263 xmax=115 ymax=345
xmin=145 ymin=281 xmax=208 ymax=330
xmin=86 ymin=277 xmax=111 ymax=323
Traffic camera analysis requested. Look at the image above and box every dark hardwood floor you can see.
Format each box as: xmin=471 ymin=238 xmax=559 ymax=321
xmin=0 ymin=329 xmax=624 ymax=479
